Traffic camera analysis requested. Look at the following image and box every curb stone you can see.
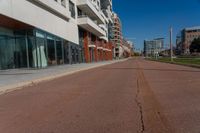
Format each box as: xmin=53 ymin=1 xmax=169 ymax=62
xmin=0 ymin=59 xmax=128 ymax=95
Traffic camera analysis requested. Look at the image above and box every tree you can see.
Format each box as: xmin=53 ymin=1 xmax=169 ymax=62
xmin=190 ymin=38 xmax=200 ymax=53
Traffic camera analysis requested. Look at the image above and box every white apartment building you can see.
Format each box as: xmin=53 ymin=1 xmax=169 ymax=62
xmin=0 ymin=0 xmax=113 ymax=70
xmin=111 ymin=12 xmax=123 ymax=58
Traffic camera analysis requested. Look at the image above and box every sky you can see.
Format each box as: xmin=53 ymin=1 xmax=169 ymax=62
xmin=113 ymin=0 xmax=200 ymax=51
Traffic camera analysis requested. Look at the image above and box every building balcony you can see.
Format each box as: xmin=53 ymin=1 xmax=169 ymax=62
xmin=77 ymin=0 xmax=105 ymax=24
xmin=31 ymin=0 xmax=71 ymax=20
xmin=100 ymin=36 xmax=108 ymax=42
xmin=100 ymin=11 xmax=109 ymax=24
xmin=99 ymin=24 xmax=107 ymax=32
xmin=105 ymin=9 xmax=113 ymax=23
xmin=77 ymin=16 xmax=106 ymax=37
xmin=103 ymin=48 xmax=111 ymax=52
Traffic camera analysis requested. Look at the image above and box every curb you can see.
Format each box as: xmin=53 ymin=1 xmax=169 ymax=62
xmin=0 ymin=59 xmax=128 ymax=95
xmin=146 ymin=59 xmax=200 ymax=69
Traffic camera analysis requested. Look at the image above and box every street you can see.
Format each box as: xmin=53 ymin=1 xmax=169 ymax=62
xmin=0 ymin=58 xmax=200 ymax=133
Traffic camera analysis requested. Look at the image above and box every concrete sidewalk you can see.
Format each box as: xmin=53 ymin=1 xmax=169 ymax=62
xmin=0 ymin=59 xmax=127 ymax=95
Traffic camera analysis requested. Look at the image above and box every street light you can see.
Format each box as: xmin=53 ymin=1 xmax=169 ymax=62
xmin=170 ymin=27 xmax=173 ymax=62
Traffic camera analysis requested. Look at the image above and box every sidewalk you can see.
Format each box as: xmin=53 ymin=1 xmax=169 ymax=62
xmin=0 ymin=59 xmax=127 ymax=95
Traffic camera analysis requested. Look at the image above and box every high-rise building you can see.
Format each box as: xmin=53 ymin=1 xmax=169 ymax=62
xmin=0 ymin=0 xmax=114 ymax=70
xmin=144 ymin=38 xmax=164 ymax=57
xmin=111 ymin=12 xmax=123 ymax=58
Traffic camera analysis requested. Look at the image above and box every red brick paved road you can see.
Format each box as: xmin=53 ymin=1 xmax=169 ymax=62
xmin=0 ymin=58 xmax=200 ymax=133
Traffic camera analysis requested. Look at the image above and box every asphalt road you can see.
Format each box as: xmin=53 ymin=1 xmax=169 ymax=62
xmin=0 ymin=58 xmax=200 ymax=133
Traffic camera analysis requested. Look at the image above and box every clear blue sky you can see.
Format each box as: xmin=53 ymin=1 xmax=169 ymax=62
xmin=113 ymin=0 xmax=200 ymax=50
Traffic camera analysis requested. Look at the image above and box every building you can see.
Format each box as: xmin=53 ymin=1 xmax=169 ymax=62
xmin=128 ymin=41 xmax=135 ymax=56
xmin=100 ymin=0 xmax=115 ymax=58
xmin=101 ymin=0 xmax=113 ymax=41
xmin=122 ymin=38 xmax=133 ymax=57
xmin=144 ymin=38 xmax=164 ymax=57
xmin=77 ymin=0 xmax=113 ymax=63
xmin=110 ymin=12 xmax=133 ymax=58
xmin=179 ymin=26 xmax=200 ymax=54
xmin=111 ymin=12 xmax=123 ymax=58
xmin=176 ymin=35 xmax=182 ymax=55
xmin=0 ymin=0 xmax=114 ymax=70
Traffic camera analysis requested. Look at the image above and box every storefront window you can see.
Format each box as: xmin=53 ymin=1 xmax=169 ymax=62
xmin=56 ymin=40 xmax=63 ymax=65
xmin=15 ymin=36 xmax=28 ymax=68
xmin=0 ymin=35 xmax=15 ymax=69
xmin=26 ymin=31 xmax=36 ymax=68
xmin=47 ymin=36 xmax=56 ymax=65
xmin=63 ymin=41 xmax=70 ymax=64
xmin=0 ymin=27 xmax=80 ymax=70
xmin=36 ymin=31 xmax=48 ymax=68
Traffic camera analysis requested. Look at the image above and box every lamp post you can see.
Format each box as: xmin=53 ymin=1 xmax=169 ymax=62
xmin=170 ymin=27 xmax=173 ymax=62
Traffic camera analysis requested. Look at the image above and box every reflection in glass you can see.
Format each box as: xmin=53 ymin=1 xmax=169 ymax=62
xmin=15 ymin=36 xmax=27 ymax=68
xmin=56 ymin=40 xmax=63 ymax=65
xmin=47 ymin=36 xmax=56 ymax=65
xmin=36 ymin=32 xmax=47 ymax=68
xmin=0 ymin=35 xmax=15 ymax=69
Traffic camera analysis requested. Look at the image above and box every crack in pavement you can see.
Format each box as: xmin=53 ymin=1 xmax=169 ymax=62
xmin=135 ymin=59 xmax=176 ymax=133
xmin=135 ymin=78 xmax=145 ymax=133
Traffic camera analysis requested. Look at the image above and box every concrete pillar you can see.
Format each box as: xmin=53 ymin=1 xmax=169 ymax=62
xmin=68 ymin=43 xmax=72 ymax=64
xmin=100 ymin=41 xmax=103 ymax=61
xmin=94 ymin=36 xmax=98 ymax=62
xmin=83 ymin=31 xmax=90 ymax=63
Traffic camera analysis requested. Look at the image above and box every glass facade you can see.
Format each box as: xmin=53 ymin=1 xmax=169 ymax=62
xmin=47 ymin=35 xmax=56 ymax=66
xmin=79 ymin=29 xmax=85 ymax=63
xmin=0 ymin=27 xmax=83 ymax=70
xmin=35 ymin=31 xmax=48 ymax=68
xmin=0 ymin=35 xmax=15 ymax=69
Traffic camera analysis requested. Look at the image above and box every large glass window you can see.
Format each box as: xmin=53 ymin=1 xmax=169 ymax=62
xmin=69 ymin=0 xmax=75 ymax=18
xmin=27 ymin=31 xmax=36 ymax=68
xmin=36 ymin=31 xmax=48 ymax=68
xmin=47 ymin=36 xmax=56 ymax=65
xmin=0 ymin=27 xmax=77 ymax=70
xmin=71 ymin=46 xmax=76 ymax=64
xmin=56 ymin=40 xmax=63 ymax=65
xmin=0 ymin=29 xmax=31 ymax=69
xmin=15 ymin=36 xmax=28 ymax=68
xmin=0 ymin=35 xmax=15 ymax=69
xmin=63 ymin=41 xmax=69 ymax=64
xmin=75 ymin=47 xmax=79 ymax=63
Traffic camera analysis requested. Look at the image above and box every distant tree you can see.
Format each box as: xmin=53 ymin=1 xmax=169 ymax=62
xmin=190 ymin=38 xmax=200 ymax=53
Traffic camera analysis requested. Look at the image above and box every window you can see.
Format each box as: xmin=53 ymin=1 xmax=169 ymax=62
xmin=69 ymin=0 xmax=75 ymax=18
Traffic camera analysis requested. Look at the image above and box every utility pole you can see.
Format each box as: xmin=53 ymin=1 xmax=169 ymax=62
xmin=170 ymin=27 xmax=173 ymax=62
